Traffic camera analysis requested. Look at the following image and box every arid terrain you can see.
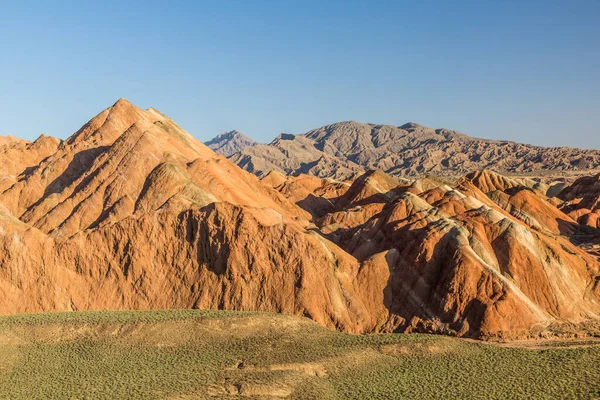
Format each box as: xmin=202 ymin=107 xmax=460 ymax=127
xmin=1 ymin=99 xmax=600 ymax=343
xmin=206 ymin=130 xmax=257 ymax=158
xmin=220 ymin=121 xmax=600 ymax=180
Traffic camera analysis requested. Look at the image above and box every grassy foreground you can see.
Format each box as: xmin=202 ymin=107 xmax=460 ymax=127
xmin=0 ymin=310 xmax=599 ymax=399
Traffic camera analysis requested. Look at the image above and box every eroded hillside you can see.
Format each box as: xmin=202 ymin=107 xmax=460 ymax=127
xmin=264 ymin=170 xmax=600 ymax=339
xmin=1 ymin=100 xmax=599 ymax=340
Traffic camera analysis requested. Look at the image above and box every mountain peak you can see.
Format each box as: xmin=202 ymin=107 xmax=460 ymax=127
xmin=205 ymin=130 xmax=256 ymax=157
xmin=32 ymin=134 xmax=61 ymax=148
xmin=0 ymin=135 xmax=22 ymax=147
xmin=210 ymin=130 xmax=246 ymax=141
xmin=399 ymin=122 xmax=427 ymax=130
xmin=109 ymin=97 xmax=147 ymax=117
xmin=112 ymin=97 xmax=134 ymax=107
xmin=65 ymin=99 xmax=152 ymax=146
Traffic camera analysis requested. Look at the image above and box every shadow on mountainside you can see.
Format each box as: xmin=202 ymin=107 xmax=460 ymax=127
xmin=22 ymin=147 xmax=108 ymax=217
xmin=295 ymin=194 xmax=336 ymax=220
xmin=43 ymin=147 xmax=108 ymax=196
xmin=567 ymin=222 xmax=600 ymax=246
xmin=385 ymin=228 xmax=490 ymax=338
xmin=179 ymin=206 xmax=230 ymax=276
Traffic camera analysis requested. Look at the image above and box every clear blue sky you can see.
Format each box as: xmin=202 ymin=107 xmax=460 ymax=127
xmin=1 ymin=0 xmax=599 ymax=148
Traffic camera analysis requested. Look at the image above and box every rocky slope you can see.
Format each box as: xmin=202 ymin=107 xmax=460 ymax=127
xmin=260 ymin=171 xmax=351 ymax=220
xmin=230 ymin=132 xmax=364 ymax=180
xmin=558 ymin=174 xmax=600 ymax=229
xmin=0 ymin=135 xmax=61 ymax=192
xmin=205 ymin=130 xmax=256 ymax=157
xmin=228 ymin=121 xmax=600 ymax=180
xmin=1 ymin=101 xmax=599 ymax=339
xmin=265 ymin=168 xmax=600 ymax=338
xmin=0 ymin=99 xmax=372 ymax=332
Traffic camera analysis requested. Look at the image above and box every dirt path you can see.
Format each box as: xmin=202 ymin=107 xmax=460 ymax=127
xmin=462 ymin=337 xmax=600 ymax=350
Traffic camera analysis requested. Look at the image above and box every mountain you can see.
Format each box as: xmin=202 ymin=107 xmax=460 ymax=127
xmin=229 ymin=121 xmax=600 ymax=180
xmin=265 ymin=168 xmax=600 ymax=339
xmin=1 ymin=100 xmax=599 ymax=340
xmin=0 ymin=99 xmax=372 ymax=332
xmin=229 ymin=132 xmax=364 ymax=180
xmin=204 ymin=130 xmax=256 ymax=157
xmin=260 ymin=171 xmax=351 ymax=219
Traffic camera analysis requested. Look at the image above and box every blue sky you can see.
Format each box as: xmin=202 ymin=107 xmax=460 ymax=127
xmin=1 ymin=0 xmax=599 ymax=148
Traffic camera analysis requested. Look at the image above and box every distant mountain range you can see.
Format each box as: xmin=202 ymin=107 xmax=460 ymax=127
xmin=206 ymin=121 xmax=600 ymax=179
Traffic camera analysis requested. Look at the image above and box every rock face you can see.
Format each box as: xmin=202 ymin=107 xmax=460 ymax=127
xmin=558 ymin=174 xmax=600 ymax=229
xmin=1 ymin=100 xmax=599 ymax=339
xmin=270 ymin=169 xmax=600 ymax=339
xmin=205 ymin=130 xmax=256 ymax=157
xmin=0 ymin=135 xmax=20 ymax=147
xmin=229 ymin=121 xmax=600 ymax=180
xmin=260 ymin=172 xmax=351 ymax=220
xmin=0 ymin=135 xmax=61 ymax=192
xmin=0 ymin=99 xmax=371 ymax=333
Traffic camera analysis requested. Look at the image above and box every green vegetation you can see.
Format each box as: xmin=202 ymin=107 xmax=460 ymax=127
xmin=0 ymin=310 xmax=599 ymax=399
xmin=0 ymin=308 xmax=246 ymax=326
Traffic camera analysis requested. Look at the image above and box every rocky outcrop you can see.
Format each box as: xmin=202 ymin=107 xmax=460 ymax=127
xmin=0 ymin=134 xmax=61 ymax=192
xmin=260 ymin=172 xmax=350 ymax=220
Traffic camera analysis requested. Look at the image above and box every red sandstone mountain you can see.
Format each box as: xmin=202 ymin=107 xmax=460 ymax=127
xmin=260 ymin=171 xmax=351 ymax=219
xmin=267 ymin=168 xmax=600 ymax=338
xmin=1 ymin=100 xmax=599 ymax=339
xmin=0 ymin=99 xmax=370 ymax=332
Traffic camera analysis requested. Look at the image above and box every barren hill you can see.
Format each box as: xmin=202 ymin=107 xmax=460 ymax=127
xmin=230 ymin=131 xmax=364 ymax=180
xmin=264 ymin=169 xmax=600 ymax=339
xmin=0 ymin=134 xmax=61 ymax=192
xmin=228 ymin=121 xmax=600 ymax=180
xmin=205 ymin=130 xmax=256 ymax=157
xmin=0 ymin=99 xmax=371 ymax=332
